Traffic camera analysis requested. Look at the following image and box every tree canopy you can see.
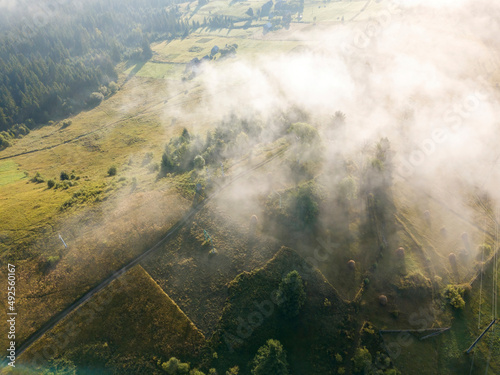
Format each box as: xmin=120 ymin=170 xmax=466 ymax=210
xmin=278 ymin=270 xmax=306 ymax=318
xmin=251 ymin=339 xmax=289 ymax=375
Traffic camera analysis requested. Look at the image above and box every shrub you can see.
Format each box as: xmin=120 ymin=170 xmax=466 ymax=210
xmin=0 ymin=133 xmax=11 ymax=149
xmin=194 ymin=155 xmax=205 ymax=169
xmin=161 ymin=357 xmax=190 ymax=374
xmin=31 ymin=172 xmax=45 ymax=183
xmin=444 ymin=285 xmax=466 ymax=310
xmin=88 ymin=92 xmax=104 ymax=106
xmin=47 ymin=255 xmax=60 ymax=266
xmin=61 ymin=120 xmax=72 ymax=128
xmin=108 ymin=165 xmax=117 ymax=176
xmin=40 ymin=255 xmax=61 ymax=272
xmin=60 ymin=184 xmax=104 ymax=210
xmin=9 ymin=123 xmax=30 ymax=137
xmin=109 ymin=81 xmax=119 ymax=94
xmin=60 ymin=171 xmax=69 ymax=180
xmin=397 ymin=272 xmax=432 ymax=299
xmin=352 ymin=346 xmax=372 ymax=373
xmin=99 ymin=85 xmax=108 ymax=96
xmin=42 ymin=357 xmax=76 ymax=375
xmin=47 ymin=179 xmax=55 ymax=189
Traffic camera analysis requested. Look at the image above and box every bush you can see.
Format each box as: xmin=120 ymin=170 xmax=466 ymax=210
xmin=108 ymin=165 xmax=117 ymax=176
xmin=109 ymin=81 xmax=119 ymax=94
xmin=278 ymin=270 xmax=306 ymax=319
xmin=444 ymin=285 xmax=466 ymax=310
xmin=160 ymin=131 xmax=204 ymax=175
xmin=60 ymin=171 xmax=70 ymax=181
xmin=352 ymin=346 xmax=372 ymax=373
xmin=31 ymin=172 xmax=45 ymax=183
xmin=40 ymin=255 xmax=61 ymax=272
xmin=60 ymin=184 xmax=104 ymax=210
xmin=251 ymin=339 xmax=289 ymax=375
xmin=397 ymin=272 xmax=432 ymax=299
xmin=9 ymin=123 xmax=30 ymax=138
xmin=47 ymin=179 xmax=55 ymax=189
xmin=98 ymin=85 xmax=108 ymax=96
xmin=0 ymin=133 xmax=11 ymax=149
xmin=161 ymin=357 xmax=190 ymax=374
xmin=194 ymin=155 xmax=205 ymax=169
xmin=61 ymin=120 xmax=72 ymax=128
xmin=88 ymin=92 xmax=104 ymax=107
xmin=47 ymin=255 xmax=60 ymax=266
xmin=42 ymin=357 xmax=76 ymax=375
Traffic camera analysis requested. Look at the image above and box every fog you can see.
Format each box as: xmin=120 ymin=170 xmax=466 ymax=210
xmin=173 ymin=0 xmax=498 ymax=214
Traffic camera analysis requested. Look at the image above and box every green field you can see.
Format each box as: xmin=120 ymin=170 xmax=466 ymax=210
xmin=0 ymin=161 xmax=26 ymax=186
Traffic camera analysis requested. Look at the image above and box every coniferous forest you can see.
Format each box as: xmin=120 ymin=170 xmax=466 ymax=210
xmin=0 ymin=0 xmax=194 ymax=143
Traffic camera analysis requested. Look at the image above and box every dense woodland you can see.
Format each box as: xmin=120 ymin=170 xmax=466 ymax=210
xmin=0 ymin=0 xmax=195 ymax=143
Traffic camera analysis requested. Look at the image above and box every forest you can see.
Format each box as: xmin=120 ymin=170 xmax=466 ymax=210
xmin=0 ymin=0 xmax=194 ymax=144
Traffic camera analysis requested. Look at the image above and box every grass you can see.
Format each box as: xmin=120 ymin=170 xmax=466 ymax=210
xmin=141 ymin=203 xmax=282 ymax=337
xmin=152 ymin=34 xmax=302 ymax=64
xmin=135 ymin=61 xmax=185 ymax=79
xmin=0 ymin=65 xmax=198 ymax=358
xmin=0 ymin=160 xmax=26 ymax=186
xmin=301 ymin=0 xmax=387 ymax=24
xmin=15 ymin=266 xmax=206 ymax=374
xmin=187 ymin=0 xmax=269 ymax=19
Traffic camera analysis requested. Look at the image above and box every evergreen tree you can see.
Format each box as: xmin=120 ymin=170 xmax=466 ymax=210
xmin=251 ymin=339 xmax=289 ymax=375
xmin=278 ymin=270 xmax=306 ymax=318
